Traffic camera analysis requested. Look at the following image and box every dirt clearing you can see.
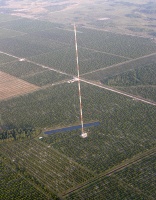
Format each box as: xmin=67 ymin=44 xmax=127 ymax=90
xmin=0 ymin=71 xmax=39 ymax=100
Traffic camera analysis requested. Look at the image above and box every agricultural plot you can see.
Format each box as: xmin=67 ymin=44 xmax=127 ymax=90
xmin=100 ymin=62 xmax=156 ymax=102
xmin=0 ymin=17 xmax=156 ymax=199
xmin=77 ymin=28 xmax=156 ymax=59
xmin=0 ymin=52 xmax=17 ymax=65
xmin=17 ymin=33 xmax=69 ymax=53
xmin=23 ymin=70 xmax=70 ymax=86
xmin=0 ymin=18 xmax=61 ymax=33
xmin=115 ymin=154 xmax=156 ymax=199
xmin=0 ymin=28 xmax=24 ymax=39
xmin=0 ymin=71 xmax=39 ymax=100
xmin=0 ymin=61 xmax=45 ymax=78
xmin=0 ymin=155 xmax=48 ymax=200
xmin=83 ymin=53 xmax=156 ymax=79
xmin=65 ymin=154 xmax=156 ymax=200
xmin=31 ymin=28 xmax=75 ymax=44
xmin=28 ymin=46 xmax=77 ymax=75
xmin=0 ymin=37 xmax=53 ymax=58
xmin=29 ymin=46 xmax=127 ymax=75
xmin=1 ymin=83 xmax=156 ymax=173
xmin=0 ymin=139 xmax=94 ymax=195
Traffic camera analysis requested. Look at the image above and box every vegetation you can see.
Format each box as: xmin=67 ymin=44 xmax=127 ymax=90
xmin=0 ymin=139 xmax=94 ymax=195
xmin=65 ymin=154 xmax=156 ymax=199
xmin=0 ymin=155 xmax=50 ymax=200
xmin=0 ymin=127 xmax=39 ymax=142
xmin=29 ymin=46 xmax=127 ymax=75
xmin=24 ymin=70 xmax=69 ymax=86
xmin=2 ymin=82 xmax=153 ymax=173
xmin=77 ymin=28 xmax=156 ymax=58
xmin=115 ymin=154 xmax=156 ymax=199
xmin=0 ymin=53 xmax=17 ymax=65
xmin=0 ymin=18 xmax=61 ymax=33
xmin=102 ymin=63 xmax=156 ymax=86
xmin=0 ymin=61 xmax=44 ymax=78
xmin=101 ymin=62 xmax=156 ymax=101
xmin=119 ymin=86 xmax=156 ymax=102
xmin=0 ymin=37 xmax=53 ymax=58
xmin=0 ymin=15 xmax=156 ymax=199
xmin=83 ymin=54 xmax=156 ymax=81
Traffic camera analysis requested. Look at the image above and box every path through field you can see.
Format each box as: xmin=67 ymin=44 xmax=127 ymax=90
xmin=80 ymin=78 xmax=156 ymax=107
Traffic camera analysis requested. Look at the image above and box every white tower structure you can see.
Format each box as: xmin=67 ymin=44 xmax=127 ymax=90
xmin=74 ymin=24 xmax=87 ymax=138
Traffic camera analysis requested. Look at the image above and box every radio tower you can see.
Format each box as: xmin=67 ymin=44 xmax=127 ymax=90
xmin=74 ymin=24 xmax=87 ymax=138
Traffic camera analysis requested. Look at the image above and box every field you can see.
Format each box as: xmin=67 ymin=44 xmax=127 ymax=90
xmin=0 ymin=154 xmax=49 ymax=200
xmin=0 ymin=140 xmax=94 ymax=196
xmin=65 ymin=154 xmax=156 ymax=199
xmin=0 ymin=14 xmax=156 ymax=199
xmin=1 ymin=1 xmax=155 ymax=38
xmin=0 ymin=71 xmax=39 ymax=100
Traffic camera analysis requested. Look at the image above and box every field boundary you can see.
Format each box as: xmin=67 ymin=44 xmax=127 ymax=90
xmin=62 ymin=147 xmax=156 ymax=197
xmin=80 ymin=78 xmax=156 ymax=107
xmin=81 ymin=52 xmax=156 ymax=76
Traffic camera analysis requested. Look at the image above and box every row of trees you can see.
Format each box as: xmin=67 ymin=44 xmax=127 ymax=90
xmin=0 ymin=127 xmax=36 ymax=141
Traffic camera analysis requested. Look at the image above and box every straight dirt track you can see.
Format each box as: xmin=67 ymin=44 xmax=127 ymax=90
xmin=0 ymin=71 xmax=39 ymax=100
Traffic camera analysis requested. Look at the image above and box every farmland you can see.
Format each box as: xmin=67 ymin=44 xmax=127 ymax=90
xmin=0 ymin=14 xmax=156 ymax=199
xmin=0 ymin=154 xmax=49 ymax=200
xmin=65 ymin=153 xmax=156 ymax=200
xmin=0 ymin=71 xmax=39 ymax=100
xmin=1 ymin=83 xmax=156 ymax=173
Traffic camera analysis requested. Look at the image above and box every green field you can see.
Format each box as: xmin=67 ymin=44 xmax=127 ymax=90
xmin=1 ymin=83 xmax=156 ymax=174
xmin=0 ymin=155 xmax=49 ymax=200
xmin=65 ymin=154 xmax=156 ymax=199
xmin=0 ymin=61 xmax=44 ymax=77
xmin=0 ymin=14 xmax=156 ymax=199
xmin=0 ymin=53 xmax=17 ymax=65
xmin=24 ymin=70 xmax=69 ymax=86
xmin=0 ymin=139 xmax=94 ymax=195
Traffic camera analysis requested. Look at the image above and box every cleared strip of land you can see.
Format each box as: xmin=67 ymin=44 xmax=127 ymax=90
xmin=0 ymin=71 xmax=39 ymax=100
xmin=80 ymin=78 xmax=156 ymax=107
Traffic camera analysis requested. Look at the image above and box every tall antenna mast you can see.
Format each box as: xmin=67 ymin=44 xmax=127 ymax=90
xmin=74 ymin=23 xmax=87 ymax=138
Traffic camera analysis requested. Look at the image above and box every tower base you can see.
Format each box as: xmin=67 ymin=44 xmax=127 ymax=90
xmin=81 ymin=132 xmax=88 ymax=138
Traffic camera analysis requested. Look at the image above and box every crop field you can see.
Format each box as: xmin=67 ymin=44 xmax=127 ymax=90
xmin=1 ymin=82 xmax=156 ymax=173
xmin=65 ymin=154 xmax=156 ymax=199
xmin=0 ymin=61 xmax=45 ymax=78
xmin=0 ymin=155 xmax=49 ymax=200
xmin=0 ymin=60 xmax=69 ymax=86
xmin=0 ymin=52 xmax=17 ymax=65
xmin=88 ymin=60 xmax=156 ymax=102
xmin=0 ymin=16 xmax=156 ymax=199
xmin=0 ymin=28 xmax=25 ymax=39
xmin=0 ymin=71 xmax=39 ymax=100
xmin=23 ymin=70 xmax=69 ymax=86
xmin=0 ymin=139 xmax=94 ymax=195
xmin=77 ymin=28 xmax=156 ymax=59
xmin=0 ymin=18 xmax=61 ymax=33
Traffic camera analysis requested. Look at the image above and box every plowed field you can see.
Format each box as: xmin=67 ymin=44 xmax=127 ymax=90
xmin=0 ymin=71 xmax=39 ymax=100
